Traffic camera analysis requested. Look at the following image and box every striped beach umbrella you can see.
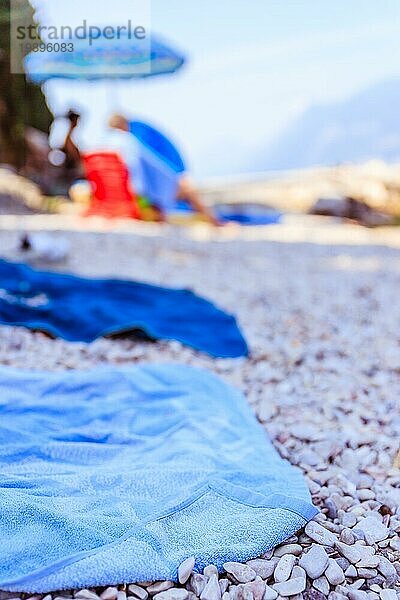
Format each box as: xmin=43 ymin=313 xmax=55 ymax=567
xmin=24 ymin=31 xmax=185 ymax=84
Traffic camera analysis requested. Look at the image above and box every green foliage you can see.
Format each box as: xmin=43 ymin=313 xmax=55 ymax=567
xmin=0 ymin=0 xmax=52 ymax=167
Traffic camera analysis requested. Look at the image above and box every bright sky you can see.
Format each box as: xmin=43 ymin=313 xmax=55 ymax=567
xmin=31 ymin=0 xmax=400 ymax=178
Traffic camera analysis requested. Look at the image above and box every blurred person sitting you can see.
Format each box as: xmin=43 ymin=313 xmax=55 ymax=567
xmin=108 ymin=114 xmax=219 ymax=225
xmin=62 ymin=110 xmax=81 ymax=172
xmin=49 ymin=109 xmax=84 ymax=194
xmin=51 ymin=110 xmax=142 ymax=215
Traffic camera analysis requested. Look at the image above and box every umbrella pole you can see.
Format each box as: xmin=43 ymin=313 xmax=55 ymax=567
xmin=105 ymin=80 xmax=121 ymax=110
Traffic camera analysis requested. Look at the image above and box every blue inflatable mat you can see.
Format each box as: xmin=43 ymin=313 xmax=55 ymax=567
xmin=215 ymin=203 xmax=282 ymax=226
xmin=0 ymin=364 xmax=317 ymax=592
xmin=171 ymin=201 xmax=282 ymax=226
xmin=0 ymin=259 xmax=248 ymax=358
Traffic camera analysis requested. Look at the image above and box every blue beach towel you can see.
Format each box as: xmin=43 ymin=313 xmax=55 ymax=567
xmin=0 ymin=364 xmax=317 ymax=592
xmin=129 ymin=120 xmax=185 ymax=211
xmin=0 ymin=259 xmax=248 ymax=358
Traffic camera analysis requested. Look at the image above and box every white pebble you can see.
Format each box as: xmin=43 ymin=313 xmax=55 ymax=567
xmin=263 ymin=586 xmax=278 ymax=600
xmin=204 ymin=565 xmax=219 ymax=578
xmin=313 ymin=575 xmax=330 ymax=596
xmin=336 ymin=541 xmax=362 ymax=564
xmin=326 ymin=558 xmax=345 ymax=585
xmin=274 ymin=554 xmax=296 ymax=583
xmin=101 ymin=589 xmax=118 ymax=600
xmin=272 ymin=577 xmax=306 ymax=597
xmin=246 ymin=558 xmax=278 ymax=579
xmin=299 ymin=544 xmax=329 ymax=579
xmin=356 ymin=517 xmax=389 ymax=544
xmin=75 ymin=592 xmax=100 ymax=600
xmin=200 ymin=575 xmax=221 ymax=600
xmin=379 ymin=591 xmax=397 ymax=600
xmin=178 ymin=556 xmax=195 ymax=584
xmin=305 ymin=521 xmax=337 ymax=546
xmin=223 ymin=563 xmax=256 ymax=583
xmin=147 ymin=583 xmax=174 ymax=595
xmin=128 ymin=586 xmax=148 ymax=600
xmin=273 ymin=544 xmax=302 ymax=557
xmin=153 ymin=591 xmax=188 ymax=600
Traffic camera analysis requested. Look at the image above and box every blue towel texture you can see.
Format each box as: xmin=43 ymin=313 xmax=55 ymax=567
xmin=0 ymin=364 xmax=317 ymax=592
xmin=0 ymin=259 xmax=248 ymax=358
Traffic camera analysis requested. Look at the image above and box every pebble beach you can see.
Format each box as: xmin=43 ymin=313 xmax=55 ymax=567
xmin=0 ymin=216 xmax=399 ymax=600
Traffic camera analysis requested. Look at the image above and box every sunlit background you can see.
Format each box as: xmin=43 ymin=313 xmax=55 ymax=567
xmin=31 ymin=0 xmax=400 ymax=179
